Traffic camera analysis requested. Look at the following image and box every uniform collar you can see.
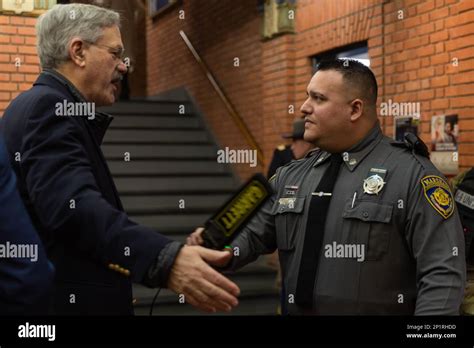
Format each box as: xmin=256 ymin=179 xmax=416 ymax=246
xmin=304 ymin=148 xmax=321 ymax=159
xmin=313 ymin=122 xmax=383 ymax=172
xmin=38 ymin=69 xmax=114 ymax=144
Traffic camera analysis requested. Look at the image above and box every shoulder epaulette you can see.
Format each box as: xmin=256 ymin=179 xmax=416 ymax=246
xmin=390 ymin=133 xmax=429 ymax=158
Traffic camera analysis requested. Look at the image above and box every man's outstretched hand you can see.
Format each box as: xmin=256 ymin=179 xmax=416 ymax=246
xmin=167 ymin=244 xmax=239 ymax=313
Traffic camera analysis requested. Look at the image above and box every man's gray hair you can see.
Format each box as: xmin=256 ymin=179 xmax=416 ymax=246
xmin=36 ymin=3 xmax=120 ymax=69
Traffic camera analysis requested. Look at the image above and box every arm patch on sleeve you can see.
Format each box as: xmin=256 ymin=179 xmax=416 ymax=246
xmin=421 ymin=175 xmax=454 ymax=219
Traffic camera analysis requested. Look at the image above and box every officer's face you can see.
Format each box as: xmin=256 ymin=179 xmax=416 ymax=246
xmin=300 ymin=70 xmax=353 ymax=152
xmin=82 ymin=26 xmax=128 ymax=106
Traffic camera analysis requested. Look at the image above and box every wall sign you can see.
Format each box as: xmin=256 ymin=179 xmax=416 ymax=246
xmin=0 ymin=0 xmax=55 ymax=16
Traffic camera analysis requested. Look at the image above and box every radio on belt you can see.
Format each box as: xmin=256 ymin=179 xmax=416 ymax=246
xmin=202 ymin=173 xmax=273 ymax=250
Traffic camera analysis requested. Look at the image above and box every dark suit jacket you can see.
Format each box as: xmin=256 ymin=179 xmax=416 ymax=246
xmin=0 ymin=137 xmax=54 ymax=314
xmin=0 ymin=71 xmax=174 ymax=315
xmin=267 ymin=145 xmax=293 ymax=179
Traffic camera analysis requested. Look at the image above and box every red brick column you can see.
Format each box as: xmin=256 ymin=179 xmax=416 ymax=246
xmin=261 ymin=34 xmax=297 ymax=175
xmin=0 ymin=14 xmax=40 ymax=116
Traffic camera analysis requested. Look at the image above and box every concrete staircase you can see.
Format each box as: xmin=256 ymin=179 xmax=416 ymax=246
xmin=99 ymin=93 xmax=279 ymax=315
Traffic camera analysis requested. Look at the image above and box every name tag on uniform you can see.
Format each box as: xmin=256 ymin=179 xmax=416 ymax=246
xmin=455 ymin=189 xmax=474 ymax=210
xmin=279 ymin=197 xmax=296 ymax=209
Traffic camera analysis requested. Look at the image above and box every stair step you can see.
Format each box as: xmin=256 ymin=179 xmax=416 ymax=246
xmin=102 ymin=144 xmax=218 ymax=160
xmin=144 ymin=88 xmax=191 ymax=103
xmin=122 ymin=194 xmax=231 ymax=214
xmin=103 ymin=129 xmax=210 ymax=144
xmin=108 ymin=160 xmax=228 ymax=176
xmin=99 ymin=101 xmax=195 ymax=115
xmin=115 ymin=176 xmax=237 ymax=194
xmin=110 ymin=115 xmax=201 ymax=129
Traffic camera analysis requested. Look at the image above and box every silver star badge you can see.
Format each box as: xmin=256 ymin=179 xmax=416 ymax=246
xmin=363 ymin=174 xmax=386 ymax=195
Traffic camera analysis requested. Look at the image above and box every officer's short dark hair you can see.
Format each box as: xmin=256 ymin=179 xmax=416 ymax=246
xmin=316 ymin=59 xmax=378 ymax=106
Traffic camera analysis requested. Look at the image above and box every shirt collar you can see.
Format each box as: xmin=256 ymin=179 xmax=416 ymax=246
xmin=41 ymin=69 xmax=114 ymax=144
xmin=313 ymin=122 xmax=383 ymax=172
xmin=42 ymin=68 xmax=87 ymax=102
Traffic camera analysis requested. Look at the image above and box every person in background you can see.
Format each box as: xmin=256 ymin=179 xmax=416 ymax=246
xmin=267 ymin=118 xmax=317 ymax=179
xmin=267 ymin=144 xmax=292 ymax=180
xmin=0 ymin=137 xmax=54 ymax=314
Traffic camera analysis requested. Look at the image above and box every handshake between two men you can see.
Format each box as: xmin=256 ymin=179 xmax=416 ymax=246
xmin=169 ymin=173 xmax=273 ymax=314
xmin=167 ymin=230 xmax=238 ymax=313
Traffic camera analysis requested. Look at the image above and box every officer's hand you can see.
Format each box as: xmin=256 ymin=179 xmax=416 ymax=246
xmin=167 ymin=245 xmax=240 ymax=313
xmin=186 ymin=228 xmax=234 ymax=267
xmin=187 ymin=227 xmax=204 ymax=245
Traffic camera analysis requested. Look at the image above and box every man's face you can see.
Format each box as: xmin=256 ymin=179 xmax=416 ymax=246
xmin=300 ymin=70 xmax=353 ymax=151
xmin=82 ymin=26 xmax=127 ymax=106
xmin=291 ymin=139 xmax=315 ymax=160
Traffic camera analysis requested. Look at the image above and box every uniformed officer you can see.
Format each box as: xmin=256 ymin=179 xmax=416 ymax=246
xmin=267 ymin=119 xmax=317 ymax=178
xmin=267 ymin=143 xmax=293 ymax=179
xmin=189 ymin=59 xmax=466 ymax=315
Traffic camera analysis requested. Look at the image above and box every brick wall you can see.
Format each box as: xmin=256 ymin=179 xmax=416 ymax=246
xmin=147 ymin=0 xmax=474 ymax=178
xmin=369 ymin=0 xmax=472 ymax=171
xmin=147 ymin=0 xmax=265 ymax=180
xmin=0 ymin=15 xmax=40 ymax=116
xmin=261 ymin=34 xmax=297 ymax=176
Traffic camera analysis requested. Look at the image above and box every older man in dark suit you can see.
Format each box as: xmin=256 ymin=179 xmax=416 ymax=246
xmin=0 ymin=3 xmax=239 ymax=315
